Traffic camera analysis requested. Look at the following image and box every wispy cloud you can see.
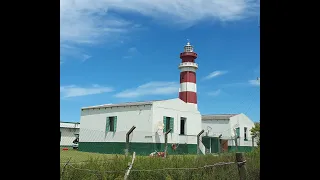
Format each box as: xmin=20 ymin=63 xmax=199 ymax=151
xmin=208 ymin=89 xmax=221 ymax=96
xmin=249 ymin=79 xmax=260 ymax=86
xmin=60 ymin=44 xmax=92 ymax=63
xmin=115 ymin=81 xmax=179 ymax=98
xmin=60 ymin=0 xmax=259 ymax=46
xmin=123 ymin=47 xmax=139 ymax=59
xmin=219 ymin=82 xmax=247 ymax=88
xmin=60 ymin=84 xmax=114 ymax=98
xmin=82 ymin=54 xmax=92 ymax=62
xmin=203 ymin=71 xmax=228 ymax=80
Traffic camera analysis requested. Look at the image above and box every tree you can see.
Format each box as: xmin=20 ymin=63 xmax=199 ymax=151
xmin=250 ymin=122 xmax=260 ymax=146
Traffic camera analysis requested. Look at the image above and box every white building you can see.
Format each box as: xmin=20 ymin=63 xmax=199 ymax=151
xmin=60 ymin=121 xmax=80 ymax=147
xmin=76 ymin=42 xmax=258 ymax=155
xmin=201 ymin=113 xmax=257 ymax=153
xmin=79 ymin=98 xmax=202 ymax=155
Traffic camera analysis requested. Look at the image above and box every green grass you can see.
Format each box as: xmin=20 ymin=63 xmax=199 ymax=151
xmin=61 ymin=148 xmax=120 ymax=163
xmin=60 ymin=148 xmax=260 ymax=180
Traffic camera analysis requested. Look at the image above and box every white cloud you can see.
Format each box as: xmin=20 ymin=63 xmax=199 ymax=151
xmin=249 ymin=79 xmax=260 ymax=86
xmin=60 ymin=0 xmax=259 ymax=46
xmin=123 ymin=47 xmax=139 ymax=59
xmin=203 ymin=70 xmax=228 ymax=80
xmin=60 ymin=44 xmax=92 ymax=63
xmin=208 ymin=89 xmax=221 ymax=96
xmin=82 ymin=54 xmax=92 ymax=62
xmin=128 ymin=47 xmax=138 ymax=53
xmin=115 ymin=81 xmax=179 ymax=98
xmin=60 ymin=84 xmax=114 ymax=98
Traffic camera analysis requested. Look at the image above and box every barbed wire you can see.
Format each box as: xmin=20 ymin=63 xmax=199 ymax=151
xmin=63 ymin=160 xmax=244 ymax=174
xmin=130 ymin=161 xmax=236 ymax=172
xmin=68 ymin=164 xmax=124 ymax=173
xmin=60 ymin=158 xmax=116 ymax=164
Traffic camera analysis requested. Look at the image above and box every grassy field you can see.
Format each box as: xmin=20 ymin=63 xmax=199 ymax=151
xmin=60 ymin=149 xmax=120 ymax=163
xmin=60 ymin=148 xmax=260 ymax=180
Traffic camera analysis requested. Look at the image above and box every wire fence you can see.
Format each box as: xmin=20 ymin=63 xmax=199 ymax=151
xmin=60 ymin=151 xmax=259 ymax=180
xmin=61 ymin=128 xmax=258 ymax=156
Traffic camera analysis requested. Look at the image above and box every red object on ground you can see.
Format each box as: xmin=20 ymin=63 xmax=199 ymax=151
xmin=158 ymin=152 xmax=165 ymax=157
xmin=62 ymin=148 xmax=68 ymax=151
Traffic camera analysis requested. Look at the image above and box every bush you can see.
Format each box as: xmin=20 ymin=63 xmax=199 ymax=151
xmin=60 ymin=153 xmax=260 ymax=180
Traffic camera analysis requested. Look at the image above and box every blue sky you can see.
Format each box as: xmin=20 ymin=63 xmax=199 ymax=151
xmin=60 ymin=0 xmax=260 ymax=123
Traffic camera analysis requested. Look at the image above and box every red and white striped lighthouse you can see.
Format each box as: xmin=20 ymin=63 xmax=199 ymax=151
xmin=178 ymin=41 xmax=198 ymax=109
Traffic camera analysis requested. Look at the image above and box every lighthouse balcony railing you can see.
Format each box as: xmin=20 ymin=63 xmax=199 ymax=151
xmin=179 ymin=62 xmax=198 ymax=68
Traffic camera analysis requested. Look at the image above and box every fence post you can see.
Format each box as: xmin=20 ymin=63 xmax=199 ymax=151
xmin=164 ymin=129 xmax=172 ymax=158
xmin=125 ymin=126 xmax=136 ymax=156
xmin=196 ymin=130 xmax=204 ymax=155
xmin=124 ymin=152 xmax=136 ymax=180
xmin=236 ymin=152 xmax=247 ymax=180
xmin=218 ymin=134 xmax=222 ymax=154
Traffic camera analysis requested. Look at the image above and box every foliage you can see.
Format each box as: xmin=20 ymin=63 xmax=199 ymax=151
xmin=60 ymin=150 xmax=260 ymax=180
xmin=250 ymin=122 xmax=260 ymax=146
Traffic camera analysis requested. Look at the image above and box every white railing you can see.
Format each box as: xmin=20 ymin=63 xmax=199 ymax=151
xmin=199 ymin=139 xmax=206 ymax=155
xmin=179 ymin=62 xmax=198 ymax=69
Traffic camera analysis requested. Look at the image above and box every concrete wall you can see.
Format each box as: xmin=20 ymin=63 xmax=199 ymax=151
xmin=79 ymin=99 xmax=202 ymax=154
xmin=79 ymin=98 xmax=202 ymax=145
xmin=229 ymin=113 xmax=257 ymax=147
xmin=202 ymin=119 xmax=231 ymax=138
xmin=80 ymin=105 xmax=153 ymax=143
xmin=200 ymin=113 xmax=257 ymax=150
xmin=60 ymin=127 xmax=79 ymax=146
xmin=152 ymin=98 xmax=202 ymax=145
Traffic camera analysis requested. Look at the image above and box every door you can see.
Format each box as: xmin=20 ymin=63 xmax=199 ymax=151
xmin=221 ymin=139 xmax=228 ymax=152
xmin=210 ymin=138 xmax=219 ymax=153
xmin=202 ymin=136 xmax=211 ymax=153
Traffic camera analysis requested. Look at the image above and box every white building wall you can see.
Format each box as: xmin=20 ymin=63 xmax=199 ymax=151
xmin=229 ymin=113 xmax=257 ymax=146
xmin=60 ymin=127 xmax=79 ymax=146
xmin=80 ymin=105 xmax=153 ymax=143
xmin=200 ymin=113 xmax=257 ymax=148
xmin=201 ymin=119 xmax=231 ymax=138
xmin=152 ymin=98 xmax=202 ymax=145
xmin=80 ymin=98 xmax=202 ymax=145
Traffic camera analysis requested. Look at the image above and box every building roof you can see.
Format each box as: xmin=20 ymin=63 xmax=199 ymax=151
xmin=202 ymin=114 xmax=238 ymax=120
xmin=81 ymin=100 xmax=162 ymax=110
xmin=60 ymin=121 xmax=80 ymax=128
xmin=60 ymin=121 xmax=80 ymax=124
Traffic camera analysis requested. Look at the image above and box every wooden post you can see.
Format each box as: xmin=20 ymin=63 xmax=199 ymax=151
xmin=125 ymin=126 xmax=136 ymax=156
xmin=164 ymin=129 xmax=172 ymax=158
xmin=236 ymin=152 xmax=247 ymax=180
xmin=124 ymin=152 xmax=136 ymax=180
xmin=218 ymin=134 xmax=222 ymax=154
xmin=197 ymin=130 xmax=205 ymax=155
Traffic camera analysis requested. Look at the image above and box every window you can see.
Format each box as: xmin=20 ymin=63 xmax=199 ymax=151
xmin=109 ymin=117 xmax=115 ymax=131
xmin=166 ymin=117 xmax=170 ymax=131
xmin=163 ymin=116 xmax=174 ymax=133
xmin=244 ymin=127 xmax=248 ymax=141
xmin=180 ymin=117 xmax=186 ymax=135
xmin=236 ymin=127 xmax=240 ymax=138
xmin=106 ymin=116 xmax=117 ymax=132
